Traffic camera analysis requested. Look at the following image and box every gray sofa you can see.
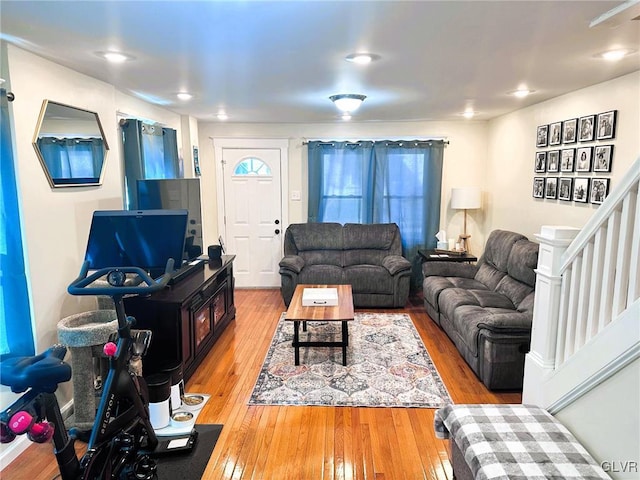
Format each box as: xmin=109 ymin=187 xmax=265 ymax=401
xmin=279 ymin=223 xmax=411 ymax=308
xmin=422 ymin=230 xmax=539 ymax=390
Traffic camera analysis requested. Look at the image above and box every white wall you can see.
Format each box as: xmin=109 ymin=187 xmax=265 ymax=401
xmin=486 ymin=71 xmax=640 ymax=240
xmin=554 ymin=359 xmax=640 ymax=479
xmin=197 ymin=121 xmax=489 ymax=252
xmin=2 ymin=46 xmax=182 ymax=414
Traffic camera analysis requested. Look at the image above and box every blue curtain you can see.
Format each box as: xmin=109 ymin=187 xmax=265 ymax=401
xmin=121 ymin=120 xmax=180 ymax=209
xmin=308 ymin=139 xmax=445 ymax=288
xmin=1 ymin=88 xmax=35 ymax=358
xmin=36 ymin=137 xmax=104 ymax=182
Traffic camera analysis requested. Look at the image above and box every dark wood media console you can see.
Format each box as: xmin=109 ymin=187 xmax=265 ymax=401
xmin=124 ymin=255 xmax=236 ymax=382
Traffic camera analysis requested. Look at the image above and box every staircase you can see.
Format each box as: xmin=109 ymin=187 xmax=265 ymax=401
xmin=523 ymin=156 xmax=639 ymax=476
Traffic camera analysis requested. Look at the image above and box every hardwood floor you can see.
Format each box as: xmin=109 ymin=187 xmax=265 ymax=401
xmin=2 ymin=289 xmax=521 ymax=480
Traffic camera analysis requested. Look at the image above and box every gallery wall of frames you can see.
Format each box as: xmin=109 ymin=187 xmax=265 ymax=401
xmin=533 ymin=110 xmax=616 ymax=205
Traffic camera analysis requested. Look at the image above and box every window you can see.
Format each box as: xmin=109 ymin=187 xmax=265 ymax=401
xmin=308 ymin=140 xmax=445 ymax=288
xmin=233 ymin=157 xmax=272 ymax=176
xmin=1 ymin=88 xmax=35 ymax=358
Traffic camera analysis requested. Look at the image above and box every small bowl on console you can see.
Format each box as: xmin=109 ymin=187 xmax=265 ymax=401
xmin=181 ymin=394 xmax=205 ymax=412
xmin=170 ymin=411 xmax=195 ymax=429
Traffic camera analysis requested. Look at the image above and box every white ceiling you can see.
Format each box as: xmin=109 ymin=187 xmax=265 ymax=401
xmin=1 ymin=1 xmax=639 ymax=123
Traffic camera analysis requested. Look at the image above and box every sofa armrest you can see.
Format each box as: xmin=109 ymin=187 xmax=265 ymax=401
xmin=422 ymin=261 xmax=478 ymax=279
xmin=382 ymin=255 xmax=412 ymax=275
xmin=279 ymin=255 xmax=305 ymax=274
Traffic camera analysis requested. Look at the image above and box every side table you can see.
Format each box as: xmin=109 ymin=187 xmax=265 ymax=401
xmin=418 ymin=249 xmax=477 ymax=264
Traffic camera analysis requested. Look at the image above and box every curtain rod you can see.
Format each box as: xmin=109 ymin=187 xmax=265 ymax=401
xmin=302 ymin=137 xmax=449 ymax=145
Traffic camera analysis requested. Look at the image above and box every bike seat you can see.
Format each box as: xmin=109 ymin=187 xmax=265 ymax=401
xmin=0 ymin=345 xmax=71 ymax=393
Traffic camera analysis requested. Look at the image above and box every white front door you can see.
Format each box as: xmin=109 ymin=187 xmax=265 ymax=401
xmin=214 ymin=140 xmax=288 ymax=287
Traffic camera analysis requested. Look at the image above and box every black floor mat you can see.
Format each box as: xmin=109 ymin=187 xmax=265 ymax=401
xmin=156 ymin=424 xmax=223 ymax=479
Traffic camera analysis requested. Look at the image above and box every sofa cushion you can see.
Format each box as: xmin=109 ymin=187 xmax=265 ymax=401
xmin=299 ymin=250 xmax=343 ymax=267
xmin=343 ymin=223 xmax=400 ymax=266
xmin=286 ymin=222 xmax=343 ymax=251
xmin=474 ymin=263 xmax=507 ymax=290
xmin=453 ymin=305 xmax=533 ymax=357
xmin=344 ymin=265 xmax=394 ymax=294
xmin=423 ymin=276 xmax=488 ymax=311
xmin=507 ymin=239 xmax=539 ymax=287
xmin=298 ymin=264 xmax=344 ymax=285
xmin=495 ymin=276 xmax=534 ymax=308
xmin=482 ymin=230 xmax=527 ymax=273
xmin=439 ymin=288 xmax=515 ymax=323
xmin=343 ymin=223 xmax=397 ymax=250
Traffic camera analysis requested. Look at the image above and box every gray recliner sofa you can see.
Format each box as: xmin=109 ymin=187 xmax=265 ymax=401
xmin=279 ymin=223 xmax=411 ymax=308
xmin=422 ymin=230 xmax=539 ymax=390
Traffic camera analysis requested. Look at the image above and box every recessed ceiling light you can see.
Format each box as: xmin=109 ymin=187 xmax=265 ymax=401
xmin=461 ymin=108 xmax=476 ymax=119
xmin=176 ymin=92 xmax=193 ymax=101
xmin=345 ymin=53 xmax=380 ymax=64
xmin=509 ymin=88 xmax=534 ymax=98
xmin=217 ymin=112 xmax=228 ymax=121
xmin=341 ymin=113 xmax=352 ymax=121
xmin=596 ymin=48 xmax=636 ymax=61
xmin=97 ymin=51 xmax=134 ymax=63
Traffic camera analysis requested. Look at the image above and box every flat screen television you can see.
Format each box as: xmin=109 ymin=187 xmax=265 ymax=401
xmin=84 ymin=209 xmax=188 ymax=275
xmin=137 ymin=179 xmax=203 ymax=261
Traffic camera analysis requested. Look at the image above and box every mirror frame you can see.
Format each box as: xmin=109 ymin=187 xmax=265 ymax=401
xmin=32 ymin=100 xmax=109 ymax=188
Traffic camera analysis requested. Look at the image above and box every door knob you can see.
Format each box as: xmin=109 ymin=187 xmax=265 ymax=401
xmin=275 ymin=229 xmax=280 ymax=235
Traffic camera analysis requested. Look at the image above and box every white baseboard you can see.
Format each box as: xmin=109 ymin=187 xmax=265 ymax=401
xmin=0 ymin=398 xmax=74 ymax=470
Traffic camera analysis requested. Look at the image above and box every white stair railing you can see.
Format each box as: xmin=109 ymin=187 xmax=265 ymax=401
xmin=523 ymin=156 xmax=640 ymax=407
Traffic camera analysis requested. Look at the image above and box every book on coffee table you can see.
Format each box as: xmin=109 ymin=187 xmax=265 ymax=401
xmin=302 ymin=287 xmax=339 ymax=306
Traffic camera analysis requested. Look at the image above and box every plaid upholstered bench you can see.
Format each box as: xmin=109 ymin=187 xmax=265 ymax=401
xmin=434 ymin=404 xmax=610 ymax=480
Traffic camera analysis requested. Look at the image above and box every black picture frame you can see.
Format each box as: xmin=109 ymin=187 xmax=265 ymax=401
xmin=549 ymin=122 xmax=562 ymax=146
xmin=535 ymin=152 xmax=547 ymax=173
xmin=558 ymin=178 xmax=573 ymax=201
xmin=590 ymin=178 xmax=610 ymax=205
xmin=573 ymin=178 xmax=589 ymax=203
xmin=596 ymin=110 xmax=617 ymax=140
xmin=545 ymin=177 xmax=558 ymax=199
xmin=576 ymin=146 xmax=593 ymax=172
xmin=533 ymin=177 xmax=545 ymax=198
xmin=593 ymin=145 xmax=614 ymax=172
xmin=562 ymin=118 xmax=577 ymax=144
xmin=536 ymin=125 xmax=549 ymax=148
xmin=578 ymin=115 xmax=595 ymax=142
xmin=560 ymin=149 xmax=575 ymax=172
xmin=547 ymin=150 xmax=560 ymax=173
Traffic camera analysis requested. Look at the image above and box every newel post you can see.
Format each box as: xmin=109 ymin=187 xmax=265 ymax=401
xmin=522 ymin=225 xmax=579 ymax=406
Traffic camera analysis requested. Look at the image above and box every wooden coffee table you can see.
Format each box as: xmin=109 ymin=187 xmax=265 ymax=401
xmin=285 ymin=284 xmax=354 ymax=366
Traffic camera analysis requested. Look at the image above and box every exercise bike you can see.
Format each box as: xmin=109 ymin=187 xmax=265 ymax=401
xmin=1 ymin=259 xmax=188 ymax=479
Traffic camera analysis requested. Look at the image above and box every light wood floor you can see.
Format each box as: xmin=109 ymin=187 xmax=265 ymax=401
xmin=2 ymin=289 xmax=521 ymax=480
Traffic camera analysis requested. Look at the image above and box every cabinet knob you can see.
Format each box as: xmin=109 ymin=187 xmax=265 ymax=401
xmin=275 ymin=229 xmax=280 ymax=235
xmin=275 ymin=219 xmax=280 ymax=225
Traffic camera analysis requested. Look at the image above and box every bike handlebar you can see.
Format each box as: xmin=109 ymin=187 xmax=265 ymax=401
xmin=67 ymin=259 xmax=175 ymax=296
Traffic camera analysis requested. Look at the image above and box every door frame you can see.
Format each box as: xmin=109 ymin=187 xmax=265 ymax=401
xmin=212 ymin=137 xmax=289 ymax=262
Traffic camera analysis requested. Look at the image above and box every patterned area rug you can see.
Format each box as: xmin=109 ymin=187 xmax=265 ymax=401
xmin=249 ymin=312 xmax=452 ymax=408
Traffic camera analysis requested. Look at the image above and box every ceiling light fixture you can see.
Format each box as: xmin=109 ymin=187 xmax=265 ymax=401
xmin=330 ymin=94 xmax=366 ymax=113
xmin=217 ymin=111 xmax=228 ymax=121
xmin=462 ymin=109 xmax=475 ymax=119
xmin=341 ymin=113 xmax=352 ymax=121
xmin=345 ymin=53 xmax=380 ymax=64
xmin=510 ymin=88 xmax=534 ymax=98
xmin=596 ymin=48 xmax=636 ymax=61
xmin=98 ymin=51 xmax=134 ymax=63
xmin=176 ymin=92 xmax=193 ymax=101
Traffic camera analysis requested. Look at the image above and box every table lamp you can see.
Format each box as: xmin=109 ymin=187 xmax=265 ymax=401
xmin=451 ymin=187 xmax=481 ymax=252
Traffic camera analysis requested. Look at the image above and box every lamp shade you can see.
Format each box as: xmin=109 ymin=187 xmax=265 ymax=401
xmin=451 ymin=187 xmax=481 ymax=210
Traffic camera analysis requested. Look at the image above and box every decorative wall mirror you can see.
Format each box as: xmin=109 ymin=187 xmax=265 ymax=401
xmin=33 ymin=100 xmax=109 ymax=187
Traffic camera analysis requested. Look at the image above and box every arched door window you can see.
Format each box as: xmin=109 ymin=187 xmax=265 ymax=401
xmin=233 ymin=157 xmax=272 ymax=176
